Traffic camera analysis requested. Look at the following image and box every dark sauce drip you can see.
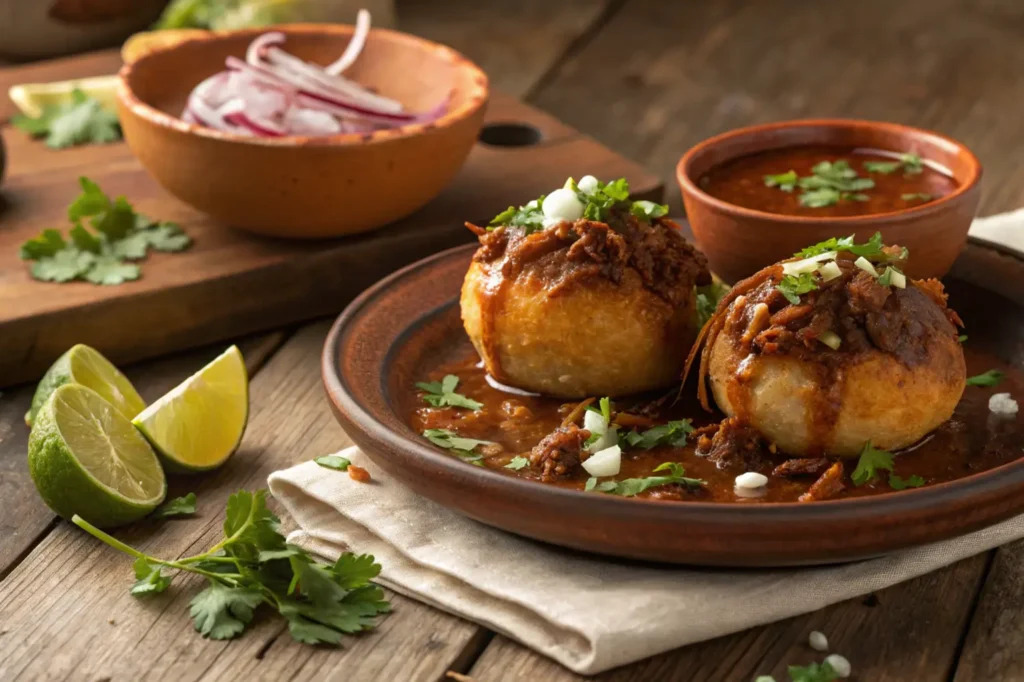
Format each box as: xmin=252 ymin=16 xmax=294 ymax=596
xmin=406 ymin=344 xmax=1022 ymax=504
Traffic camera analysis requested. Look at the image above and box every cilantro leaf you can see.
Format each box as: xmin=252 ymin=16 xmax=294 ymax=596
xmin=222 ymin=490 xmax=286 ymax=562
xmin=189 ymin=581 xmax=263 ymax=640
xmin=889 ymin=474 xmax=926 ymax=490
xmin=153 ymin=493 xmax=197 ymax=519
xmin=144 ymin=222 xmax=193 ymax=252
xmin=20 ymin=229 xmax=67 ymax=260
xmin=851 ymin=441 xmax=895 ymax=486
xmin=31 ymin=249 xmax=95 ymax=282
xmin=12 ymin=89 xmax=121 ymax=149
xmin=602 ymin=178 xmax=630 ymax=201
xmin=332 ymin=552 xmax=382 ymax=589
xmin=415 ymin=374 xmax=483 ymax=410
xmin=764 ymin=170 xmax=798 ymax=191
xmin=799 ymin=187 xmax=842 ymax=208
xmin=131 ymin=557 xmax=173 ymax=596
xmin=69 ymin=224 xmax=102 ymax=253
xmin=505 ymin=456 xmax=530 ymax=470
xmin=796 ymin=236 xmax=855 ymax=258
xmin=696 ymin=281 xmax=730 ymax=328
xmin=109 ymin=231 xmax=150 ymax=260
xmin=68 ymin=177 xmax=112 ymax=221
xmin=901 ymin=193 xmax=933 ymax=202
xmin=83 ymin=256 xmax=141 ymax=285
xmin=876 ymin=266 xmax=903 ymax=287
xmin=315 ymin=454 xmax=351 ymax=471
xmin=959 ymin=335 xmax=968 ymax=343
xmin=630 ymin=200 xmax=669 ymax=220
xmin=966 ymin=370 xmax=1005 ymax=387
xmin=900 ymin=153 xmax=924 ymax=174
xmin=777 ymin=272 xmax=818 ymax=305
xmin=863 ymin=160 xmax=903 ymax=174
xmin=423 ymin=428 xmax=491 ymax=451
xmin=92 ymin=196 xmax=135 ymax=241
xmin=846 ymin=232 xmax=885 ymax=258
xmin=587 ymin=462 xmax=704 ymax=497
xmin=622 ymin=420 xmax=694 ymax=449
xmin=788 ymin=661 xmax=839 ymax=682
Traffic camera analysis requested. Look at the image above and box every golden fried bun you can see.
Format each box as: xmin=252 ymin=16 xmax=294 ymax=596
xmin=462 ymin=261 xmax=698 ymax=397
xmin=708 ymin=322 xmax=965 ymax=456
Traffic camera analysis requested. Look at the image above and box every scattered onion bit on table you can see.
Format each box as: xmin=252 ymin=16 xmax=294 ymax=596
xmin=183 ymin=9 xmax=449 ymax=137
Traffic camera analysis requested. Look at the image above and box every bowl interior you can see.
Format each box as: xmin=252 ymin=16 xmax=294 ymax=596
xmin=124 ymin=25 xmax=479 ymax=127
xmin=682 ymin=120 xmax=980 ymax=194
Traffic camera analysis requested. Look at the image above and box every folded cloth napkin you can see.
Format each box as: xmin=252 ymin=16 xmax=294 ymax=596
xmin=269 ymin=212 xmax=1024 ymax=676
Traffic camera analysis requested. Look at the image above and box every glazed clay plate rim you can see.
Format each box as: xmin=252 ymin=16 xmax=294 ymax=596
xmin=118 ymin=22 xmax=490 ymax=148
xmin=322 ymin=239 xmax=1024 ymax=522
xmin=676 ymin=118 xmax=982 ymax=225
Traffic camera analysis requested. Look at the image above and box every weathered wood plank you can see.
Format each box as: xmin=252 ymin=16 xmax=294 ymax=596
xmin=399 ymin=0 xmax=614 ymax=99
xmin=527 ymin=0 xmax=1024 ymax=216
xmin=467 ymin=555 xmax=988 ymax=681
xmin=0 ymin=332 xmax=287 ymax=580
xmin=0 ymin=323 xmax=484 ymax=681
xmin=952 ymin=540 xmax=1024 ymax=681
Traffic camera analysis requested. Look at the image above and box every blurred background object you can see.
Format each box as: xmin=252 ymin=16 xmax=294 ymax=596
xmin=0 ymin=0 xmax=394 ymax=61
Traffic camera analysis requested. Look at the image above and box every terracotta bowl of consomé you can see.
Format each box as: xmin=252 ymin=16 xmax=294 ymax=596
xmin=677 ymin=119 xmax=982 ymax=284
xmin=118 ymin=24 xmax=489 ymax=238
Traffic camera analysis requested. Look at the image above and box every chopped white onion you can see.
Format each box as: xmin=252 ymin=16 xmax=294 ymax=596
xmin=989 ymin=393 xmax=1019 ymax=416
xmin=781 ymin=251 xmax=837 ymax=276
xmin=818 ymin=260 xmax=843 ymax=282
xmin=582 ymin=445 xmax=621 ymax=477
xmin=734 ymin=472 xmax=768 ymax=489
xmin=577 ymin=175 xmax=599 ymax=195
xmin=818 ymin=330 xmax=842 ymax=350
xmin=854 ymin=257 xmax=878 ymax=276
xmin=809 ymin=631 xmax=829 ymax=651
xmin=824 ymin=654 xmax=851 ymax=678
xmin=889 ymin=268 xmax=907 ymax=289
xmin=583 ymin=409 xmax=607 ymax=435
xmin=542 ymin=188 xmax=585 ymax=222
xmin=183 ymin=13 xmax=448 ymax=138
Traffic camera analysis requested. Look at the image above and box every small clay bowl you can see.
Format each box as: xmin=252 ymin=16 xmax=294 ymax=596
xmin=118 ymin=24 xmax=488 ymax=239
xmin=677 ymin=119 xmax=982 ymax=283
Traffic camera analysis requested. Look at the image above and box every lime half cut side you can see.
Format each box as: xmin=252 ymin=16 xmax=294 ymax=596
xmin=9 ymin=74 xmax=118 ymax=118
xmin=28 ymin=384 xmax=166 ymax=528
xmin=132 ymin=346 xmax=248 ymax=473
xmin=26 ymin=344 xmax=146 ymax=427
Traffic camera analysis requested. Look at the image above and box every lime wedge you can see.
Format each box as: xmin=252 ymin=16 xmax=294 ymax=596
xmin=132 ymin=346 xmax=248 ymax=473
xmin=9 ymin=75 xmax=118 ymax=118
xmin=28 ymin=384 xmax=166 ymax=528
xmin=26 ymin=344 xmax=145 ymax=427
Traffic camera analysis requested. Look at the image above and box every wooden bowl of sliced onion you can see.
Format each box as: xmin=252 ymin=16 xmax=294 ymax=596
xmin=117 ymin=12 xmax=489 ymax=238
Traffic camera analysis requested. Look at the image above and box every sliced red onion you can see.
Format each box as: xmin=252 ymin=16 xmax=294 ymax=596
xmin=325 ymin=9 xmax=370 ymax=76
xmin=182 ymin=11 xmax=449 ymax=138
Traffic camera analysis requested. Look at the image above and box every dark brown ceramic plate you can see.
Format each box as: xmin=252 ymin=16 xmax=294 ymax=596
xmin=322 ymin=237 xmax=1024 ymax=567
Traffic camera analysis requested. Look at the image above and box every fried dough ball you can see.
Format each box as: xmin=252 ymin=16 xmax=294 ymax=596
xmin=462 ymin=193 xmax=710 ymax=398
xmin=691 ymin=245 xmax=965 ymax=457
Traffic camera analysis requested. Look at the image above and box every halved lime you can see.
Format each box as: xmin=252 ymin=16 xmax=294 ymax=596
xmin=9 ymin=75 xmax=118 ymax=118
xmin=26 ymin=344 xmax=146 ymax=427
xmin=132 ymin=346 xmax=248 ymax=473
xmin=28 ymin=384 xmax=166 ymax=528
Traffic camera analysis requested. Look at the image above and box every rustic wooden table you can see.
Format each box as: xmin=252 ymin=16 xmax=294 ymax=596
xmin=3 ymin=1 xmax=1024 ymax=680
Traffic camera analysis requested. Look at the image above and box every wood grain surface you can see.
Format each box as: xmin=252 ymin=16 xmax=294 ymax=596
xmin=3 ymin=0 xmax=1024 ymax=680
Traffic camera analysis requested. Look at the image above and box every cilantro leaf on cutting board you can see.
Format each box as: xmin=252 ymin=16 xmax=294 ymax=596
xmin=12 ymin=89 xmax=121 ymax=149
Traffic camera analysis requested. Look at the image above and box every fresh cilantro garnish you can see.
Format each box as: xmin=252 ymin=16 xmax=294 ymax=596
xmin=415 ymin=375 xmax=483 ymax=410
xmin=695 ymin=281 xmax=730 ymax=328
xmin=776 ymin=272 xmax=818 ymax=305
xmin=585 ymin=462 xmax=704 ymax=496
xmin=764 ymin=170 xmax=798 ymax=192
xmin=622 ymin=420 xmax=694 ymax=449
xmin=788 ymin=661 xmax=839 ymax=682
xmin=798 ymin=187 xmax=842 ymax=208
xmin=966 ymin=370 xmax=1005 ymax=387
xmin=488 ymin=197 xmax=545 ymax=233
xmin=958 ymin=335 xmax=968 ymax=343
xmin=423 ymin=428 xmax=492 ymax=465
xmin=900 ymin=153 xmax=924 ymax=174
xmin=73 ymin=490 xmax=390 ymax=645
xmin=889 ymin=474 xmax=926 ymax=490
xmin=862 ymin=160 xmax=903 ymax=174
xmin=18 ymin=177 xmax=192 ymax=285
xmin=153 ymin=493 xmax=198 ymax=519
xmin=794 ymin=232 xmax=886 ymax=260
xmin=631 ymin=200 xmax=669 ymax=220
xmin=876 ymin=265 xmax=904 ymax=287
xmin=505 ymin=456 xmax=530 ymax=471
xmin=901 ymin=192 xmax=933 ymax=202
xmin=315 ymin=455 xmax=352 ymax=471
xmin=12 ymin=89 xmax=121 ymax=149
xmin=851 ymin=440 xmax=895 ymax=486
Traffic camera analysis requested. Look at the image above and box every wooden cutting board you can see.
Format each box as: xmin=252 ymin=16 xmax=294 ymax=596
xmin=0 ymin=49 xmax=662 ymax=388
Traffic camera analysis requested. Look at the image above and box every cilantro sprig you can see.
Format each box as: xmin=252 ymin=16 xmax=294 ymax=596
xmin=19 ymin=177 xmax=192 ymax=285
xmin=153 ymin=493 xmax=198 ymax=519
xmin=778 ymin=233 xmax=907 ymax=305
xmin=415 ymin=375 xmax=483 ymax=410
xmin=488 ymin=177 xmax=668 ymax=231
xmin=12 ymin=89 xmax=121 ymax=149
xmin=776 ymin=272 xmax=819 ymax=305
xmin=422 ymin=428 xmax=492 ymax=465
xmin=966 ymin=369 xmax=1005 ymax=387
xmin=584 ymin=462 xmax=704 ymax=496
xmin=695 ymin=281 xmax=730 ymax=327
xmin=764 ymin=160 xmax=875 ymax=208
xmin=621 ymin=420 xmax=694 ymax=449
xmin=864 ymin=153 xmax=924 ymax=176
xmin=73 ymin=490 xmax=390 ymax=645
xmin=850 ymin=441 xmax=926 ymax=490
xmin=504 ymin=456 xmax=530 ymax=471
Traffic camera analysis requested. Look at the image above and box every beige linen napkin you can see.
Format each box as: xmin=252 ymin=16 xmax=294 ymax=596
xmin=269 ymin=212 xmax=1024 ymax=676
